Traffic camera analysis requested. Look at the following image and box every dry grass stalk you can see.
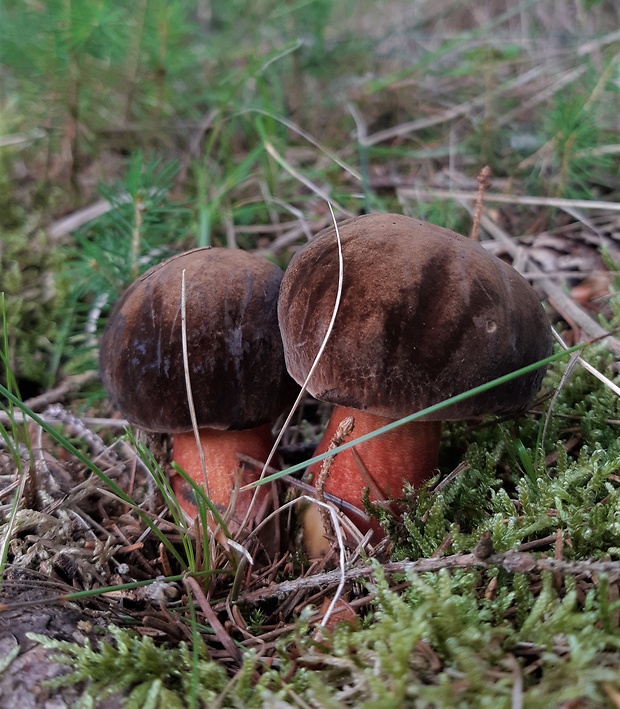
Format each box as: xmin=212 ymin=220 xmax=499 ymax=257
xmin=180 ymin=269 xmax=210 ymax=499
xmin=398 ymin=187 xmax=620 ymax=213
xmin=470 ymin=165 xmax=491 ymax=242
xmin=240 ymin=204 xmax=345 ymax=530
xmin=315 ymin=415 xmax=355 ymax=539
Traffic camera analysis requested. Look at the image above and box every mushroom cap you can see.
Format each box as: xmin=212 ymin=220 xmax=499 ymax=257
xmin=278 ymin=213 xmax=552 ymax=421
xmin=100 ymin=247 xmax=298 ymax=432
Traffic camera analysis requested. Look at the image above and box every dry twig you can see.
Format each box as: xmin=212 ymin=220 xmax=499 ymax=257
xmin=470 ymin=165 xmax=491 ymax=242
xmin=235 ymin=550 xmax=620 ymax=606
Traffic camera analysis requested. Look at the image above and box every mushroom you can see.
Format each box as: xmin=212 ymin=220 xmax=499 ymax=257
xmin=100 ymin=246 xmax=298 ymax=531
xmin=277 ymin=213 xmax=552 ymax=554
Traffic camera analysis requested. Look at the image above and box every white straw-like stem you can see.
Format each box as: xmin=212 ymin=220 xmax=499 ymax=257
xmin=180 ymin=269 xmax=210 ymax=497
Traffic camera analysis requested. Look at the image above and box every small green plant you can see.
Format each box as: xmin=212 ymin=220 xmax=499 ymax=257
xmin=64 ymin=154 xmax=189 ymax=296
xmin=395 ymin=351 xmax=620 ymax=562
xmin=56 ymin=154 xmax=190 ymax=381
xmin=524 ymin=61 xmax=618 ymax=199
xmin=403 ymin=197 xmax=468 ymax=233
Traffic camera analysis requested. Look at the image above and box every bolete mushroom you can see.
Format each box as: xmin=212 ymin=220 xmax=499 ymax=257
xmin=100 ymin=247 xmax=298 ymax=531
xmin=277 ymin=213 xmax=552 ymax=554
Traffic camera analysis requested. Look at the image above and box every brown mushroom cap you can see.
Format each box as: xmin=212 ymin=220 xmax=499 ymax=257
xmin=278 ymin=213 xmax=552 ymax=420
xmin=100 ymin=247 xmax=298 ymax=432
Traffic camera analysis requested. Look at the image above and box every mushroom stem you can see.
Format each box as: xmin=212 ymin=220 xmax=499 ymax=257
xmin=304 ymin=406 xmax=441 ymax=555
xmin=171 ymin=424 xmax=274 ymax=531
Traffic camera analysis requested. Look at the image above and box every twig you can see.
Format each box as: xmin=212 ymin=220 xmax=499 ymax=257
xmin=0 ymin=411 xmax=129 ymax=429
xmin=21 ymin=372 xmax=96 ymax=412
xmin=241 ymin=495 xmax=349 ymax=628
xmin=0 ymin=129 xmax=46 ymax=148
xmin=397 ymin=187 xmax=620 ymax=213
xmin=470 ymin=166 xmax=491 ymax=242
xmin=48 ymin=200 xmax=114 ymax=240
xmin=31 ymin=404 xmax=122 ymax=469
xmin=235 ymin=550 xmax=620 ymax=606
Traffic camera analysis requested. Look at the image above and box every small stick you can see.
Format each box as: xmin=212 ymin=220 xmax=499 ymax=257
xmin=234 ymin=550 xmax=620 ymax=606
xmin=470 ymin=165 xmax=491 ymax=242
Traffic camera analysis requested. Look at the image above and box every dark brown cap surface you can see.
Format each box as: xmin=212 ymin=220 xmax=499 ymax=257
xmin=100 ymin=247 xmax=298 ymax=432
xmin=278 ymin=213 xmax=552 ymax=420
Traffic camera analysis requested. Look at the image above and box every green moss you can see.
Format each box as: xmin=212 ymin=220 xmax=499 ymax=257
xmin=29 ymin=626 xmax=229 ymax=709
xmin=249 ymin=565 xmax=620 ymax=707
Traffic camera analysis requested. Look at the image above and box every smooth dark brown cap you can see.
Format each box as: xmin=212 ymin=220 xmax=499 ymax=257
xmin=100 ymin=247 xmax=298 ymax=432
xmin=278 ymin=213 xmax=552 ymax=420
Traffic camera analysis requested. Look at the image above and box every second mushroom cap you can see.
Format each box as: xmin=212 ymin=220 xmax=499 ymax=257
xmin=278 ymin=213 xmax=552 ymax=419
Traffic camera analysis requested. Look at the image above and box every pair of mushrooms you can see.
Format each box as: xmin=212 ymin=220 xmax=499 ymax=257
xmin=100 ymin=213 xmax=552 ymax=552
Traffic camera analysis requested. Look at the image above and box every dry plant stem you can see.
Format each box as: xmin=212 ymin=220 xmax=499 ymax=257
xmin=304 ymin=406 xmax=441 ymax=556
xmin=171 ymin=425 xmax=273 ymax=531
xmin=235 ymin=551 xmax=620 ymax=607
xmin=263 ymin=141 xmax=352 ymax=216
xmin=184 ymin=576 xmax=242 ymax=666
xmin=315 ymin=416 xmax=355 ymax=542
xmin=470 ymin=165 xmax=491 ymax=242
xmin=397 ymin=187 xmax=620 ymax=213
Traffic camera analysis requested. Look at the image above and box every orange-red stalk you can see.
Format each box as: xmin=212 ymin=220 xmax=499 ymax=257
xmin=171 ymin=424 xmax=274 ymax=532
xmin=304 ymin=406 xmax=441 ymax=556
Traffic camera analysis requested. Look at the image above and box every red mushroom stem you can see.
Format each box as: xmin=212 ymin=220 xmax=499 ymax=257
xmin=304 ymin=406 xmax=441 ymax=555
xmin=171 ymin=424 xmax=274 ymax=531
